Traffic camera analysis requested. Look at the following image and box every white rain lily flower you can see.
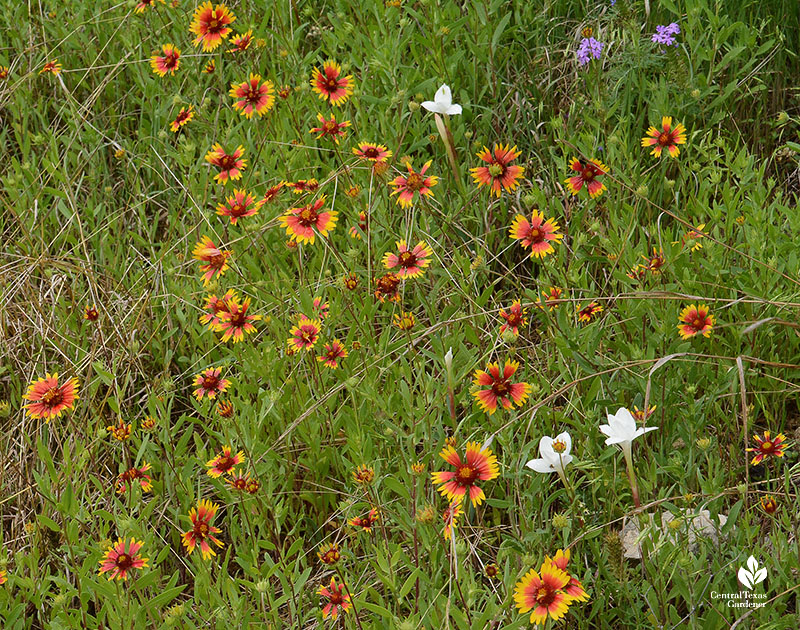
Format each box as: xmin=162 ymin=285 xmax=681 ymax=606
xmin=599 ymin=407 xmax=658 ymax=508
xmin=599 ymin=407 xmax=657 ymax=449
xmin=421 ymin=84 xmax=462 ymax=115
xmin=526 ymin=432 xmax=573 ymax=474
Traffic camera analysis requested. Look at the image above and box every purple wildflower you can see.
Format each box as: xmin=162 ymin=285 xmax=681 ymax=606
xmin=651 ymin=23 xmax=680 ymax=47
xmin=577 ymin=37 xmax=604 ymax=66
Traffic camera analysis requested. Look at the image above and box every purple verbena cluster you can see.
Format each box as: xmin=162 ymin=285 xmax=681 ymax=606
xmin=651 ymin=23 xmax=680 ymax=46
xmin=577 ymin=37 xmax=604 ymax=66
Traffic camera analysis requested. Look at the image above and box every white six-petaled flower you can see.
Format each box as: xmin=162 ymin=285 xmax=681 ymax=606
xmin=526 ymin=432 xmax=573 ymax=474
xmin=421 ymin=84 xmax=462 ymax=115
xmin=599 ymin=407 xmax=658 ymax=449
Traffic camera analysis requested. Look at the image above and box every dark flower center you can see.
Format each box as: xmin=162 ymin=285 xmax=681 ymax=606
xmin=692 ymin=318 xmax=704 ymax=329
xmin=41 ymin=388 xmax=63 ymax=406
xmin=761 ymin=441 xmax=773 ymax=451
xmin=116 ymin=554 xmax=133 ymax=570
xmin=329 ymin=590 xmax=343 ymax=605
xmin=217 ymin=455 xmax=234 ymax=470
xmin=229 ymin=310 xmax=246 ymax=327
xmin=230 ymin=203 xmax=246 ymax=217
xmin=582 ymin=167 xmax=595 ymax=181
xmin=456 ymin=465 xmax=478 ymax=485
xmin=536 ymin=586 xmax=556 ymax=607
xmin=658 ymin=132 xmax=670 ymax=145
xmin=324 ymin=121 xmax=337 ymax=132
xmin=528 ymin=227 xmax=544 ymax=243
xmin=209 ymin=19 xmax=220 ymax=30
xmin=363 ymin=147 xmax=379 ymax=158
xmin=405 ymin=173 xmax=424 ymax=191
xmin=209 ymin=253 xmax=226 ymax=267
xmin=220 ymin=155 xmax=236 ymax=170
xmin=299 ymin=207 xmax=318 ymax=226
xmin=246 ymin=87 xmax=261 ymax=104
xmin=492 ymin=380 xmax=510 ymax=397
xmin=488 ymin=163 xmax=505 ymax=178
xmin=326 ymin=78 xmax=338 ymax=89
xmin=399 ymin=251 xmax=417 ymax=267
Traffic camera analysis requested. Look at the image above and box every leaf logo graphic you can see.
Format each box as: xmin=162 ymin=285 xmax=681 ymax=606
xmin=737 ymin=556 xmax=767 ymax=590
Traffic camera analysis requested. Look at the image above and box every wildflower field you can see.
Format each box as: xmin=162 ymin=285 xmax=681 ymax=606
xmin=3 ymin=0 xmax=800 ymax=627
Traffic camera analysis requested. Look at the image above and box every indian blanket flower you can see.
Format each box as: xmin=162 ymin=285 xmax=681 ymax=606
xmin=170 ymin=105 xmax=194 ymax=132
xmin=0 ymin=66 xmax=8 ymax=80
xmin=431 ymin=441 xmax=500 ymax=507
xmin=227 ymin=29 xmax=253 ymax=53
xmin=509 ymin=210 xmax=563 ymax=259
xmin=317 ymin=542 xmax=341 ymax=565
xmin=98 ymin=539 xmax=148 ymax=581
xmin=343 ymin=272 xmax=359 ymax=290
xmin=652 ymin=23 xmax=681 ymax=46
xmin=288 ymin=316 xmax=322 ymax=352
xmin=192 ymin=367 xmax=230 ymax=400
xmin=470 ymin=144 xmax=525 ymax=197
xmin=317 ymin=339 xmax=348 ymax=368
xmin=286 ymin=179 xmax=319 ymax=194
xmin=311 ymin=60 xmax=354 ymax=106
xmin=760 ymin=495 xmax=778 ymax=515
xmin=499 ymin=300 xmax=528 ymax=335
xmin=374 ymin=272 xmax=402 ymax=303
xmin=677 ymin=304 xmax=715 ymax=339
xmin=23 ymin=373 xmax=79 ymax=421
xmin=182 ymin=499 xmax=224 ymax=559
xmin=641 ymin=116 xmax=687 ymax=158
xmin=207 ymin=445 xmax=246 ymax=477
xmin=421 ymin=83 xmax=462 ymax=115
xmin=538 ymin=287 xmax=563 ymax=310
xmin=389 ymin=160 xmax=438 ymax=208
xmin=680 ymin=223 xmax=706 ymax=251
xmin=576 ymin=301 xmax=603 ymax=323
xmin=84 ymin=305 xmax=99 ymax=321
xmin=600 ymin=407 xmax=658 ymax=508
xmin=0 ymin=569 xmax=6 ymax=585
xmin=262 ymin=182 xmax=285 ymax=203
xmin=203 ymin=59 xmax=216 ymax=74
xmin=643 ymin=247 xmax=666 ymax=274
xmin=107 ymin=420 xmax=132 ymax=441
xmin=318 ymin=577 xmax=352 ymax=619
xmin=279 ymin=196 xmax=338 ymax=244
xmin=310 ymin=113 xmax=351 ymax=143
xmin=190 ymin=2 xmax=236 ymax=51
xmin=565 ymin=158 xmax=608 ymax=197
xmin=216 ymin=297 xmax=260 ymax=343
xmin=192 ymin=236 xmax=231 ymax=285
xmin=40 ymin=59 xmax=61 ymax=75
xmin=393 ymin=311 xmax=415 ymax=330
xmin=229 ymin=74 xmax=275 ymax=118
xmin=116 ymin=463 xmax=153 ymax=494
xmin=226 ymin=469 xmax=254 ymax=491
xmin=353 ymin=464 xmax=375 ymax=485
xmin=299 ymin=296 xmax=329 ymax=321
xmin=382 ymin=240 xmax=433 ymax=278
xmin=349 ymin=507 xmax=379 ymax=532
xmin=514 ymin=561 xmax=574 ymax=626
xmin=471 ymin=360 xmax=531 ymax=415
xmin=548 ymin=549 xmax=590 ymax=602
xmin=150 ymin=43 xmax=180 ymax=77
xmin=135 ymin=0 xmax=162 ymax=13
xmin=353 ymin=142 xmax=392 ymax=162
xmin=205 ymin=143 xmax=247 ymax=184
xmin=217 ymin=400 xmax=234 ymax=418
xmin=216 ymin=188 xmax=263 ymax=225
xmin=576 ymin=37 xmax=604 ymax=65
xmin=442 ymin=501 xmax=464 ymax=540
xmin=200 ymin=289 xmax=238 ymax=329
xmin=747 ymin=431 xmax=787 ymax=466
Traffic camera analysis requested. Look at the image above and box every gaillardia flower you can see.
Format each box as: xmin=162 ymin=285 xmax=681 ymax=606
xmin=318 ymin=576 xmax=352 ymax=619
xmin=353 ymin=142 xmax=392 ymax=162
xmin=576 ymin=301 xmax=603 ymax=323
xmin=431 ymin=441 xmax=500 ymax=507
xmin=374 ymin=273 xmax=401 ymax=303
xmin=389 ymin=161 xmax=438 ymax=208
xmin=216 ymin=188 xmax=263 ymax=225
xmin=206 ymin=445 xmax=246 ymax=477
xmin=509 ymin=210 xmax=563 ymax=259
xmin=747 ymin=431 xmax=787 ymax=466
xmin=547 ymin=549 xmax=590 ymax=602
xmin=470 ymin=144 xmax=525 ymax=197
xmin=353 ymin=464 xmax=375 ymax=484
xmin=288 ymin=317 xmax=322 ymax=352
xmin=677 ymin=304 xmax=714 ymax=339
xmin=311 ymin=60 xmax=354 ymax=106
xmin=23 ymin=373 xmax=79 ymax=421
xmin=442 ymin=501 xmax=464 ymax=540
xmin=317 ymin=542 xmax=341 ymax=565
xmin=98 ymin=539 xmax=148 ymax=581
xmin=116 ymin=463 xmax=153 ymax=493
xmin=190 ymin=2 xmax=236 ymax=51
xmin=216 ymin=297 xmax=260 ymax=343
xmin=40 ymin=59 xmax=61 ymax=75
xmin=150 ymin=43 xmax=180 ymax=77
xmin=538 ymin=287 xmax=563 ymax=310
xmin=192 ymin=367 xmax=230 ymax=400
xmin=84 ymin=304 xmax=99 ymax=321
xmin=229 ymin=74 xmax=275 ymax=118
xmin=310 ymin=113 xmax=350 ymax=143
xmin=499 ymin=300 xmax=528 ymax=335
xmin=279 ymin=197 xmax=338 ymax=244
xmin=192 ymin=236 xmax=231 ymax=285
xmin=200 ymin=289 xmax=238 ymax=329
xmin=317 ymin=339 xmax=348 ymax=368
xmin=205 ymin=143 xmax=247 ymax=184
xmin=170 ymin=105 xmax=194 ymax=133
xmin=382 ymin=240 xmax=432 ymax=278
xmin=565 ymin=158 xmax=608 ymax=198
xmin=471 ymin=360 xmax=531 ymax=415
xmin=227 ymin=29 xmax=253 ymax=53
xmin=642 ymin=116 xmax=687 ymax=158
xmin=182 ymin=499 xmax=224 ymax=559
xmin=349 ymin=507 xmax=379 ymax=532
xmin=514 ymin=561 xmax=574 ymax=626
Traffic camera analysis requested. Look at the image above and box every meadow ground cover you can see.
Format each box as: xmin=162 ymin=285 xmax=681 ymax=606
xmin=2 ymin=0 xmax=800 ymax=627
